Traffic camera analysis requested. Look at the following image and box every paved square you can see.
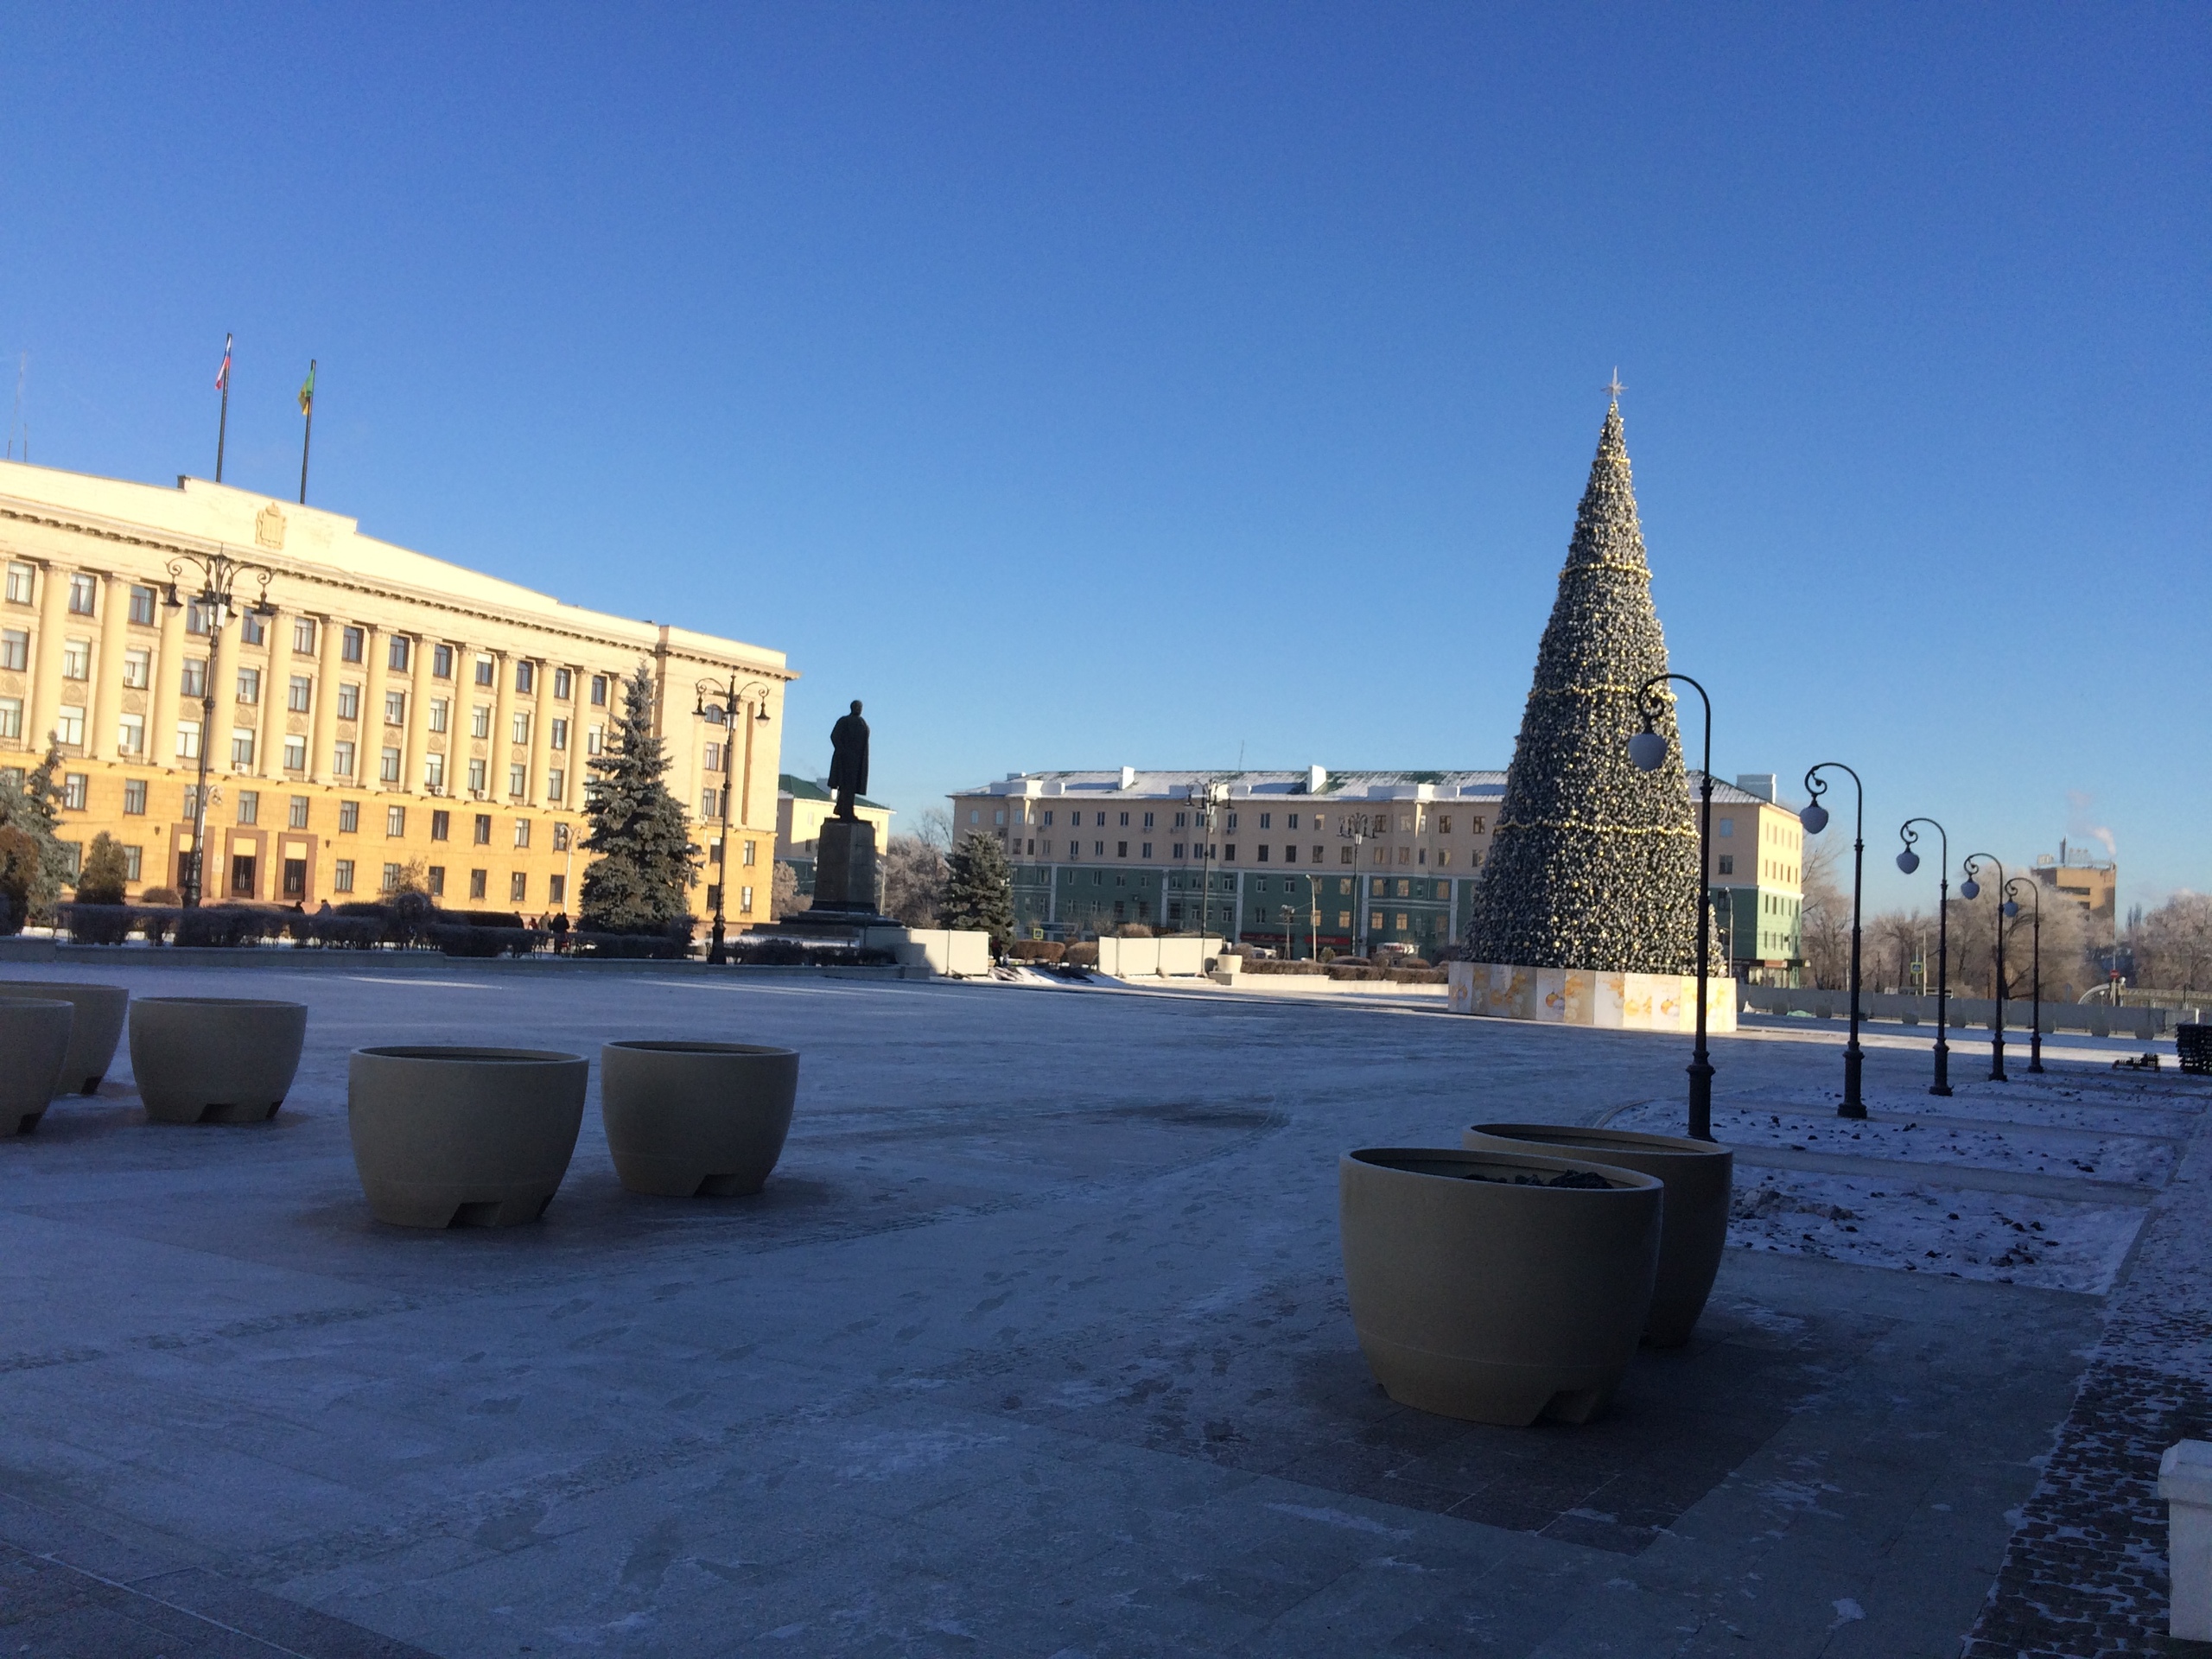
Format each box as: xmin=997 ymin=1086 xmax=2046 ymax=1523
xmin=0 ymin=960 xmax=2201 ymax=1656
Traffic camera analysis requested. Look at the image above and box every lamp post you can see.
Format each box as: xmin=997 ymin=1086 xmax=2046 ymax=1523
xmin=1189 ymin=780 xmax=1230 ymax=950
xmin=1336 ymin=810 xmax=1376 ymax=958
xmin=1960 ymin=854 xmax=2009 ymax=1082
xmin=162 ymin=553 xmax=277 ymax=908
xmin=1897 ymin=817 xmax=1954 ymax=1096
xmin=1627 ymin=671 xmax=1716 ymax=1141
xmin=1798 ymin=763 xmax=1868 ymax=1117
xmin=2005 ymin=874 xmax=2045 ymax=1073
xmin=692 ymin=675 xmax=772 ymax=964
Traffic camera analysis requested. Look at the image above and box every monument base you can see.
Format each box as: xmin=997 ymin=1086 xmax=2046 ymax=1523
xmin=1446 ymin=962 xmax=1738 ymax=1033
xmin=810 ymin=816 xmax=884 ymax=921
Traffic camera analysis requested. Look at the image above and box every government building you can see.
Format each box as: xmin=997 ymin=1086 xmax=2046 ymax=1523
xmin=0 ymin=461 xmax=789 ymax=924
xmin=950 ymin=767 xmax=1805 ymax=976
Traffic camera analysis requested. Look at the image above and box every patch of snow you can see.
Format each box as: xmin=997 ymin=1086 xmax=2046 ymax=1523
xmin=1266 ymin=1502 xmax=1412 ymax=1537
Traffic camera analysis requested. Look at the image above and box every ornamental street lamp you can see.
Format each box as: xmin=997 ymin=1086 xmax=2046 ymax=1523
xmin=1628 ymin=671 xmax=1716 ymax=1141
xmin=692 ymin=676 xmax=772 ymax=964
xmin=162 ymin=553 xmax=277 ymax=908
xmin=1800 ymin=762 xmax=1868 ymax=1118
xmin=1336 ymin=810 xmax=1378 ymax=959
xmin=1959 ymin=853 xmax=2010 ymax=1082
xmin=1189 ymin=779 xmax=1230 ymax=948
xmin=2004 ymin=874 xmax=2045 ymax=1073
xmin=1897 ymin=817 xmax=1955 ymax=1097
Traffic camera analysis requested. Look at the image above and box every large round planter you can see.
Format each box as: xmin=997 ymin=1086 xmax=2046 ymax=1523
xmin=128 ymin=997 xmax=308 ymax=1124
xmin=0 ymin=981 xmax=128 ymax=1096
xmin=1465 ymin=1122 xmax=1733 ymax=1348
xmin=1339 ymin=1147 xmax=1662 ymax=1427
xmin=347 ymin=1047 xmax=588 ymax=1228
xmin=0 ymin=1001 xmax=73 ymax=1133
xmin=600 ymin=1041 xmax=798 ymax=1198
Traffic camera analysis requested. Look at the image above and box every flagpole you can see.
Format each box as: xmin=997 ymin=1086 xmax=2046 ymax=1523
xmin=298 ymin=359 xmax=315 ymax=504
xmin=215 ymin=334 xmax=232 ymax=483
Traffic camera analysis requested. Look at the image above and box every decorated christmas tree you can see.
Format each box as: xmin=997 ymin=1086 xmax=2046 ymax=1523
xmin=579 ymin=668 xmax=701 ymax=934
xmin=1461 ymin=398 xmax=1699 ymax=973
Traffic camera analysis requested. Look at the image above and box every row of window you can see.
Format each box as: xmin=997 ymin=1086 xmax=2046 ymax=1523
xmin=968 ymin=801 xmax=1490 ymax=836
xmin=1048 ymin=872 xmax=1448 ymax=902
xmin=999 ymin=832 xmax=1473 ymax=871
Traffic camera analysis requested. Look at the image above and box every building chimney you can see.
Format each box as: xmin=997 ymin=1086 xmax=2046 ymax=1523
xmin=1736 ymin=773 xmax=1777 ymax=803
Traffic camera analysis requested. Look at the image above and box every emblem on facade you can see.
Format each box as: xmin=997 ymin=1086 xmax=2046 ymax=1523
xmin=255 ymin=503 xmax=287 ymax=550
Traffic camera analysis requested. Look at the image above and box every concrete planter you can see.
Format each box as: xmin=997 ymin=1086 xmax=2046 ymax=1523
xmin=0 ymin=1001 xmax=73 ymax=1133
xmin=128 ymin=997 xmax=308 ymax=1124
xmin=2163 ymin=1440 xmax=2212 ymax=1642
xmin=600 ymin=1041 xmax=798 ymax=1198
xmin=1339 ymin=1147 xmax=1662 ymax=1426
xmin=1463 ymin=1123 xmax=1733 ymax=1348
xmin=347 ymin=1046 xmax=588 ymax=1228
xmin=0 ymin=981 xmax=128 ymax=1096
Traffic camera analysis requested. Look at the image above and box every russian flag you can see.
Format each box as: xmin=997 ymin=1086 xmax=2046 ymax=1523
xmin=215 ymin=334 xmax=232 ymax=393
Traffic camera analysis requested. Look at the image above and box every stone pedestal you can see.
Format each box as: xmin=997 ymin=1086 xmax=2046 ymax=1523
xmin=811 ymin=817 xmax=881 ymax=917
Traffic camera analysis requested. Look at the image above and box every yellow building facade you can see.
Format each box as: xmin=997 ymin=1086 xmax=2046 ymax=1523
xmin=0 ymin=461 xmax=789 ymax=925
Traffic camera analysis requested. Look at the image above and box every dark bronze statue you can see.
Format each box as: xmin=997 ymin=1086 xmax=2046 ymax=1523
xmin=828 ymin=700 xmax=869 ymax=820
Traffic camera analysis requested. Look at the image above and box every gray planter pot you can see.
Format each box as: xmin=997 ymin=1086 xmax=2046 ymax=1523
xmin=0 ymin=1001 xmax=73 ymax=1133
xmin=0 ymin=981 xmax=128 ymax=1096
xmin=600 ymin=1041 xmax=798 ymax=1197
xmin=128 ymin=997 xmax=308 ymax=1124
xmin=1339 ymin=1147 xmax=1662 ymax=1427
xmin=1463 ymin=1123 xmax=1734 ymax=1348
xmin=347 ymin=1046 xmax=588 ymax=1228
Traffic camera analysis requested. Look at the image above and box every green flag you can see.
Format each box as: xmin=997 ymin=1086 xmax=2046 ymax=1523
xmin=297 ymin=365 xmax=315 ymax=415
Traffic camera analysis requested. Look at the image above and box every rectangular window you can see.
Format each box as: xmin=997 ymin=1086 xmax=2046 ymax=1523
xmin=552 ymin=823 xmax=571 ymax=852
xmin=67 ymin=574 xmax=96 ymax=615
xmin=385 ymin=805 xmax=405 ymax=836
xmin=473 ymin=813 xmax=492 ymax=845
xmin=333 ymin=739 xmax=355 ymax=776
xmin=0 ymin=698 xmax=15 ymax=740
xmin=181 ymin=784 xmax=202 ymax=819
xmin=467 ymin=758 xmax=486 ymax=792
xmin=470 ymin=704 xmax=491 ymax=739
xmin=590 ymin=675 xmax=608 ymax=705
xmin=175 ymin=720 xmax=201 ymax=760
xmin=124 ymin=845 xmax=143 ymax=881
xmin=230 ymin=854 xmax=257 ymax=897
xmin=379 ymin=747 xmax=401 ymax=783
xmin=553 ymin=668 xmax=572 ymax=700
xmin=423 ymin=752 xmax=445 ymax=790
xmin=122 ymin=646 xmax=151 ymax=689
xmin=550 ymin=717 xmax=568 ymax=751
xmin=432 ymin=644 xmax=453 ymax=678
xmin=474 ymin=658 xmax=494 ymax=687
xmin=0 ymin=629 xmax=23 ymax=671
xmin=427 ymin=865 xmax=446 ymax=897
xmin=180 ymin=658 xmax=207 ymax=697
xmin=230 ymin=728 xmax=254 ymax=767
xmin=236 ymin=666 xmax=260 ymax=703
xmin=336 ymin=683 xmax=359 ymax=721
xmin=293 ymin=618 xmax=317 ymax=654
xmin=385 ymin=690 xmax=405 ymax=725
xmin=511 ymin=712 xmax=529 ymax=745
xmin=3 ymin=563 xmax=30 ymax=603
xmin=52 ymin=705 xmax=84 ymax=746
xmin=701 ymin=787 xmax=721 ymax=820
xmin=739 ymin=884 xmax=753 ymax=914
xmin=510 ymin=871 xmax=528 ymax=902
xmin=60 ymin=772 xmax=87 ymax=810
xmin=388 ymin=636 xmax=411 ymax=671
xmin=185 ymin=600 xmax=213 ymax=635
xmin=380 ymin=862 xmax=403 ymax=894
xmin=1256 ymin=845 xmax=1270 ymax=862
xmin=508 ymin=763 xmax=527 ymax=797
xmin=339 ymin=799 xmax=359 ymax=833
xmin=287 ymin=676 xmax=312 ymax=713
xmin=1173 ymin=842 xmax=1185 ymax=859
xmin=547 ymin=767 xmax=564 ymax=802
xmin=702 ymin=741 xmax=721 ymax=772
xmin=334 ymin=859 xmax=355 ymax=893
xmin=512 ymin=818 xmax=530 ymax=849
xmin=236 ymin=790 xmax=258 ymax=824
xmin=741 ymin=840 xmax=756 ymax=867
xmin=586 ymin=725 xmax=603 ymax=755
xmin=468 ymin=868 xmax=487 ymax=899
xmin=1141 ymin=842 xmax=1153 ymax=858
xmin=549 ymin=873 xmax=566 ymax=905
xmin=123 ymin=779 xmax=147 ymax=815
xmin=60 ymin=637 xmax=90 ymax=680
xmin=240 ymin=612 xmax=267 ymax=647
xmin=1718 ymin=855 xmax=1734 ymax=875
xmin=515 ymin=661 xmax=535 ymax=694
xmin=420 ymin=809 xmax=447 ymax=843
xmin=1718 ymin=817 xmax=1735 ymax=837
xmin=340 ymin=626 xmax=365 ymax=664
xmin=426 ymin=697 xmax=448 ymax=734
xmin=289 ymin=795 xmax=309 ymax=829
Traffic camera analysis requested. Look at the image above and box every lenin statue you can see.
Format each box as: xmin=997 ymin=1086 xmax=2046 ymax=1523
xmin=828 ymin=701 xmax=869 ymax=820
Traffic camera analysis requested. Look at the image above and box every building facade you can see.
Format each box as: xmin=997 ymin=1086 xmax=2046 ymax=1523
xmin=774 ymin=773 xmax=893 ymax=899
xmin=2033 ymin=842 xmax=2118 ymax=939
xmin=951 ymin=766 xmax=1806 ymax=973
xmin=0 ymin=461 xmax=789 ymax=924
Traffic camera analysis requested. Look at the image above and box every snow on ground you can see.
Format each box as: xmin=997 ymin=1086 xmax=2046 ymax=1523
xmin=1720 ymin=1169 xmax=2145 ymax=1294
xmin=1607 ymin=1100 xmax=2176 ymax=1186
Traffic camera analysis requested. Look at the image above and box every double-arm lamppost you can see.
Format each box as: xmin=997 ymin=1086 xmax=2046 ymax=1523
xmin=692 ymin=675 xmax=772 ymax=964
xmin=1896 ymin=817 xmax=1954 ymax=1096
xmin=1959 ymin=854 xmax=2009 ymax=1082
xmin=1627 ymin=671 xmax=1716 ymax=1141
xmin=1800 ymin=762 xmax=1868 ymax=1118
xmin=1335 ymin=810 xmax=1377 ymax=958
xmin=163 ymin=553 xmax=277 ymax=909
xmin=2004 ymin=874 xmax=2045 ymax=1073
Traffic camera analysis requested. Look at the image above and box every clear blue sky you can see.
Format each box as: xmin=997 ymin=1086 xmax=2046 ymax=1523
xmin=3 ymin=6 xmax=2205 ymax=911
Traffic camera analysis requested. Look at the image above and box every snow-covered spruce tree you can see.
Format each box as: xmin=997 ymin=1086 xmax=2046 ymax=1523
xmin=939 ymin=830 xmax=1014 ymax=948
xmin=0 ymin=740 xmax=71 ymax=924
xmin=1462 ymin=399 xmax=1699 ymax=973
xmin=579 ymin=667 xmax=701 ymax=935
